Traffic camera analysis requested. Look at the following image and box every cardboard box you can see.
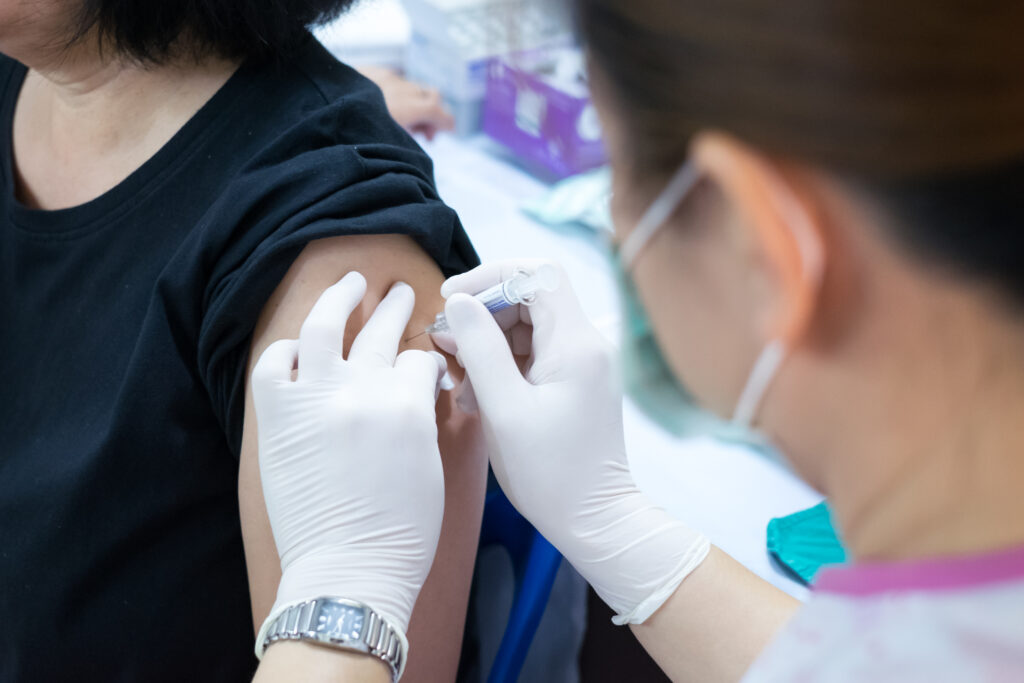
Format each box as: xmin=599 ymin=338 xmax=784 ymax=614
xmin=482 ymin=50 xmax=607 ymax=179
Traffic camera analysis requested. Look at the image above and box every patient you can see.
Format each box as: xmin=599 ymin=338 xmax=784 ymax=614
xmin=0 ymin=1 xmax=485 ymax=681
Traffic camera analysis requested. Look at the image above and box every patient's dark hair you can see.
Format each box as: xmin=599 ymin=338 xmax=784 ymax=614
xmin=575 ymin=0 xmax=1024 ymax=304
xmin=74 ymin=0 xmax=358 ymax=62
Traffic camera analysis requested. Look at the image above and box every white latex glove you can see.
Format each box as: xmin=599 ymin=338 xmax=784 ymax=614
xmin=434 ymin=261 xmax=710 ymax=625
xmin=252 ymin=272 xmax=448 ymax=647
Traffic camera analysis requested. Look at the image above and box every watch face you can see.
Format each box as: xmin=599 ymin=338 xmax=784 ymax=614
xmin=317 ymin=603 xmax=364 ymax=641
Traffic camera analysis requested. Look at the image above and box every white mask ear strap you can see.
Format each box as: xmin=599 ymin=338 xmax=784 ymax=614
xmin=620 ymin=162 xmax=700 ymax=268
xmin=730 ymin=168 xmax=821 ymax=429
xmin=732 ymin=339 xmax=787 ymax=428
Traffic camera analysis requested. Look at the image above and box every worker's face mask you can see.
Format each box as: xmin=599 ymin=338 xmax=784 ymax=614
xmin=611 ymin=161 xmax=788 ymax=447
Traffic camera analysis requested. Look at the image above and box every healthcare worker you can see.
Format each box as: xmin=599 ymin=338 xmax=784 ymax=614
xmin=249 ymin=0 xmax=1024 ymax=680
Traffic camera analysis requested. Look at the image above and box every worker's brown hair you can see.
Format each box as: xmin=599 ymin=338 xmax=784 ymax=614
xmin=575 ymin=0 xmax=1024 ymax=300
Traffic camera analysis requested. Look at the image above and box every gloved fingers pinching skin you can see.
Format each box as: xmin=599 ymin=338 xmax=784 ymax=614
xmin=297 ymin=270 xmax=366 ymax=378
xmin=252 ymin=271 xmax=448 ymax=640
xmin=395 ymin=348 xmax=450 ymax=403
xmin=252 ymin=338 xmax=299 ymax=386
xmin=348 ymin=281 xmax=415 ymax=366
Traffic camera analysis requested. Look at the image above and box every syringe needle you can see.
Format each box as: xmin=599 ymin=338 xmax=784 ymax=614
xmin=404 ymin=330 xmax=429 ymax=343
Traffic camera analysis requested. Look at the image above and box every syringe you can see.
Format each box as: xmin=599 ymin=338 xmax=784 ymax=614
xmin=424 ymin=264 xmax=561 ymax=336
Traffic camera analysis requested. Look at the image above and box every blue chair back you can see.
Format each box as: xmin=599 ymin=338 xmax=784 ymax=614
xmin=479 ymin=489 xmax=563 ymax=683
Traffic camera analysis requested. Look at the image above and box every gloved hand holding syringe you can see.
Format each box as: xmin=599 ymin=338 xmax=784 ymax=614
xmin=432 ymin=259 xmax=711 ymax=629
xmin=408 ymin=264 xmax=561 ymax=340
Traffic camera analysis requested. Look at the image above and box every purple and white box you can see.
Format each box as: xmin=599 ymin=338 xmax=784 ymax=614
xmin=482 ymin=49 xmax=607 ymax=180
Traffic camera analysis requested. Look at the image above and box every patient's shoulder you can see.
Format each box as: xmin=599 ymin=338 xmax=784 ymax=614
xmin=248 ymin=38 xmax=420 ymax=155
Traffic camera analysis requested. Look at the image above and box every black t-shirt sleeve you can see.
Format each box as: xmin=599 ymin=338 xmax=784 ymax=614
xmin=195 ymin=120 xmax=477 ymax=456
xmin=0 ymin=52 xmax=16 ymax=83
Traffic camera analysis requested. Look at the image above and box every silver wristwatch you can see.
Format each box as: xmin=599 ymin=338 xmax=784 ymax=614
xmin=258 ymin=598 xmax=406 ymax=681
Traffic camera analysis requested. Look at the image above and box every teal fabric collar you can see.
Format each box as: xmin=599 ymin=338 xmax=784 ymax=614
xmin=768 ymin=501 xmax=847 ymax=585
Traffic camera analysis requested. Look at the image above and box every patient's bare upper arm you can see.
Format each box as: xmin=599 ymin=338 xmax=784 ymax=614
xmin=238 ymin=233 xmax=486 ymax=681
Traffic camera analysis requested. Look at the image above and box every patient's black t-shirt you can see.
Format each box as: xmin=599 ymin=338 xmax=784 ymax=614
xmin=0 ymin=39 xmax=477 ymax=681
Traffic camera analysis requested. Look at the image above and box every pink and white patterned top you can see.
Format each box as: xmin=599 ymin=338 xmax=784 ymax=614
xmin=743 ymin=544 xmax=1024 ymax=682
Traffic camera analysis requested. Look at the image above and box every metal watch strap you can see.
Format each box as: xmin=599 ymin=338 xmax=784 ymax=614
xmin=260 ymin=598 xmax=405 ymax=681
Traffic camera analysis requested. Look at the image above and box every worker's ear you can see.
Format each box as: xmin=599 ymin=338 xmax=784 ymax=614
xmin=690 ymin=132 xmax=826 ymax=348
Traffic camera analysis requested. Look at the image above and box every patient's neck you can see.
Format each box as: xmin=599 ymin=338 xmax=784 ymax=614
xmin=11 ymin=38 xmax=239 ymax=210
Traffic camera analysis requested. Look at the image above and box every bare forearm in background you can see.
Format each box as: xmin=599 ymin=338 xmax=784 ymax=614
xmin=631 ymin=546 xmax=799 ymax=682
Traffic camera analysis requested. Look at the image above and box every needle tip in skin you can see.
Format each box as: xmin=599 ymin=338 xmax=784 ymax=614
xmin=404 ymin=330 xmax=428 ymax=343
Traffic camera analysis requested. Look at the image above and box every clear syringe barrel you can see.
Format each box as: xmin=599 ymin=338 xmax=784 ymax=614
xmin=426 ymin=264 xmax=560 ymax=335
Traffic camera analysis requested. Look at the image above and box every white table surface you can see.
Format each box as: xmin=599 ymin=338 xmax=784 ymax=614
xmin=421 ymin=133 xmax=823 ymax=600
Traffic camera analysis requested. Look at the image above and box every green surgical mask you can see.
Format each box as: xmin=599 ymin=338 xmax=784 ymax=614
xmin=613 ymin=254 xmax=762 ymax=444
xmin=612 ymin=161 xmax=787 ymax=450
